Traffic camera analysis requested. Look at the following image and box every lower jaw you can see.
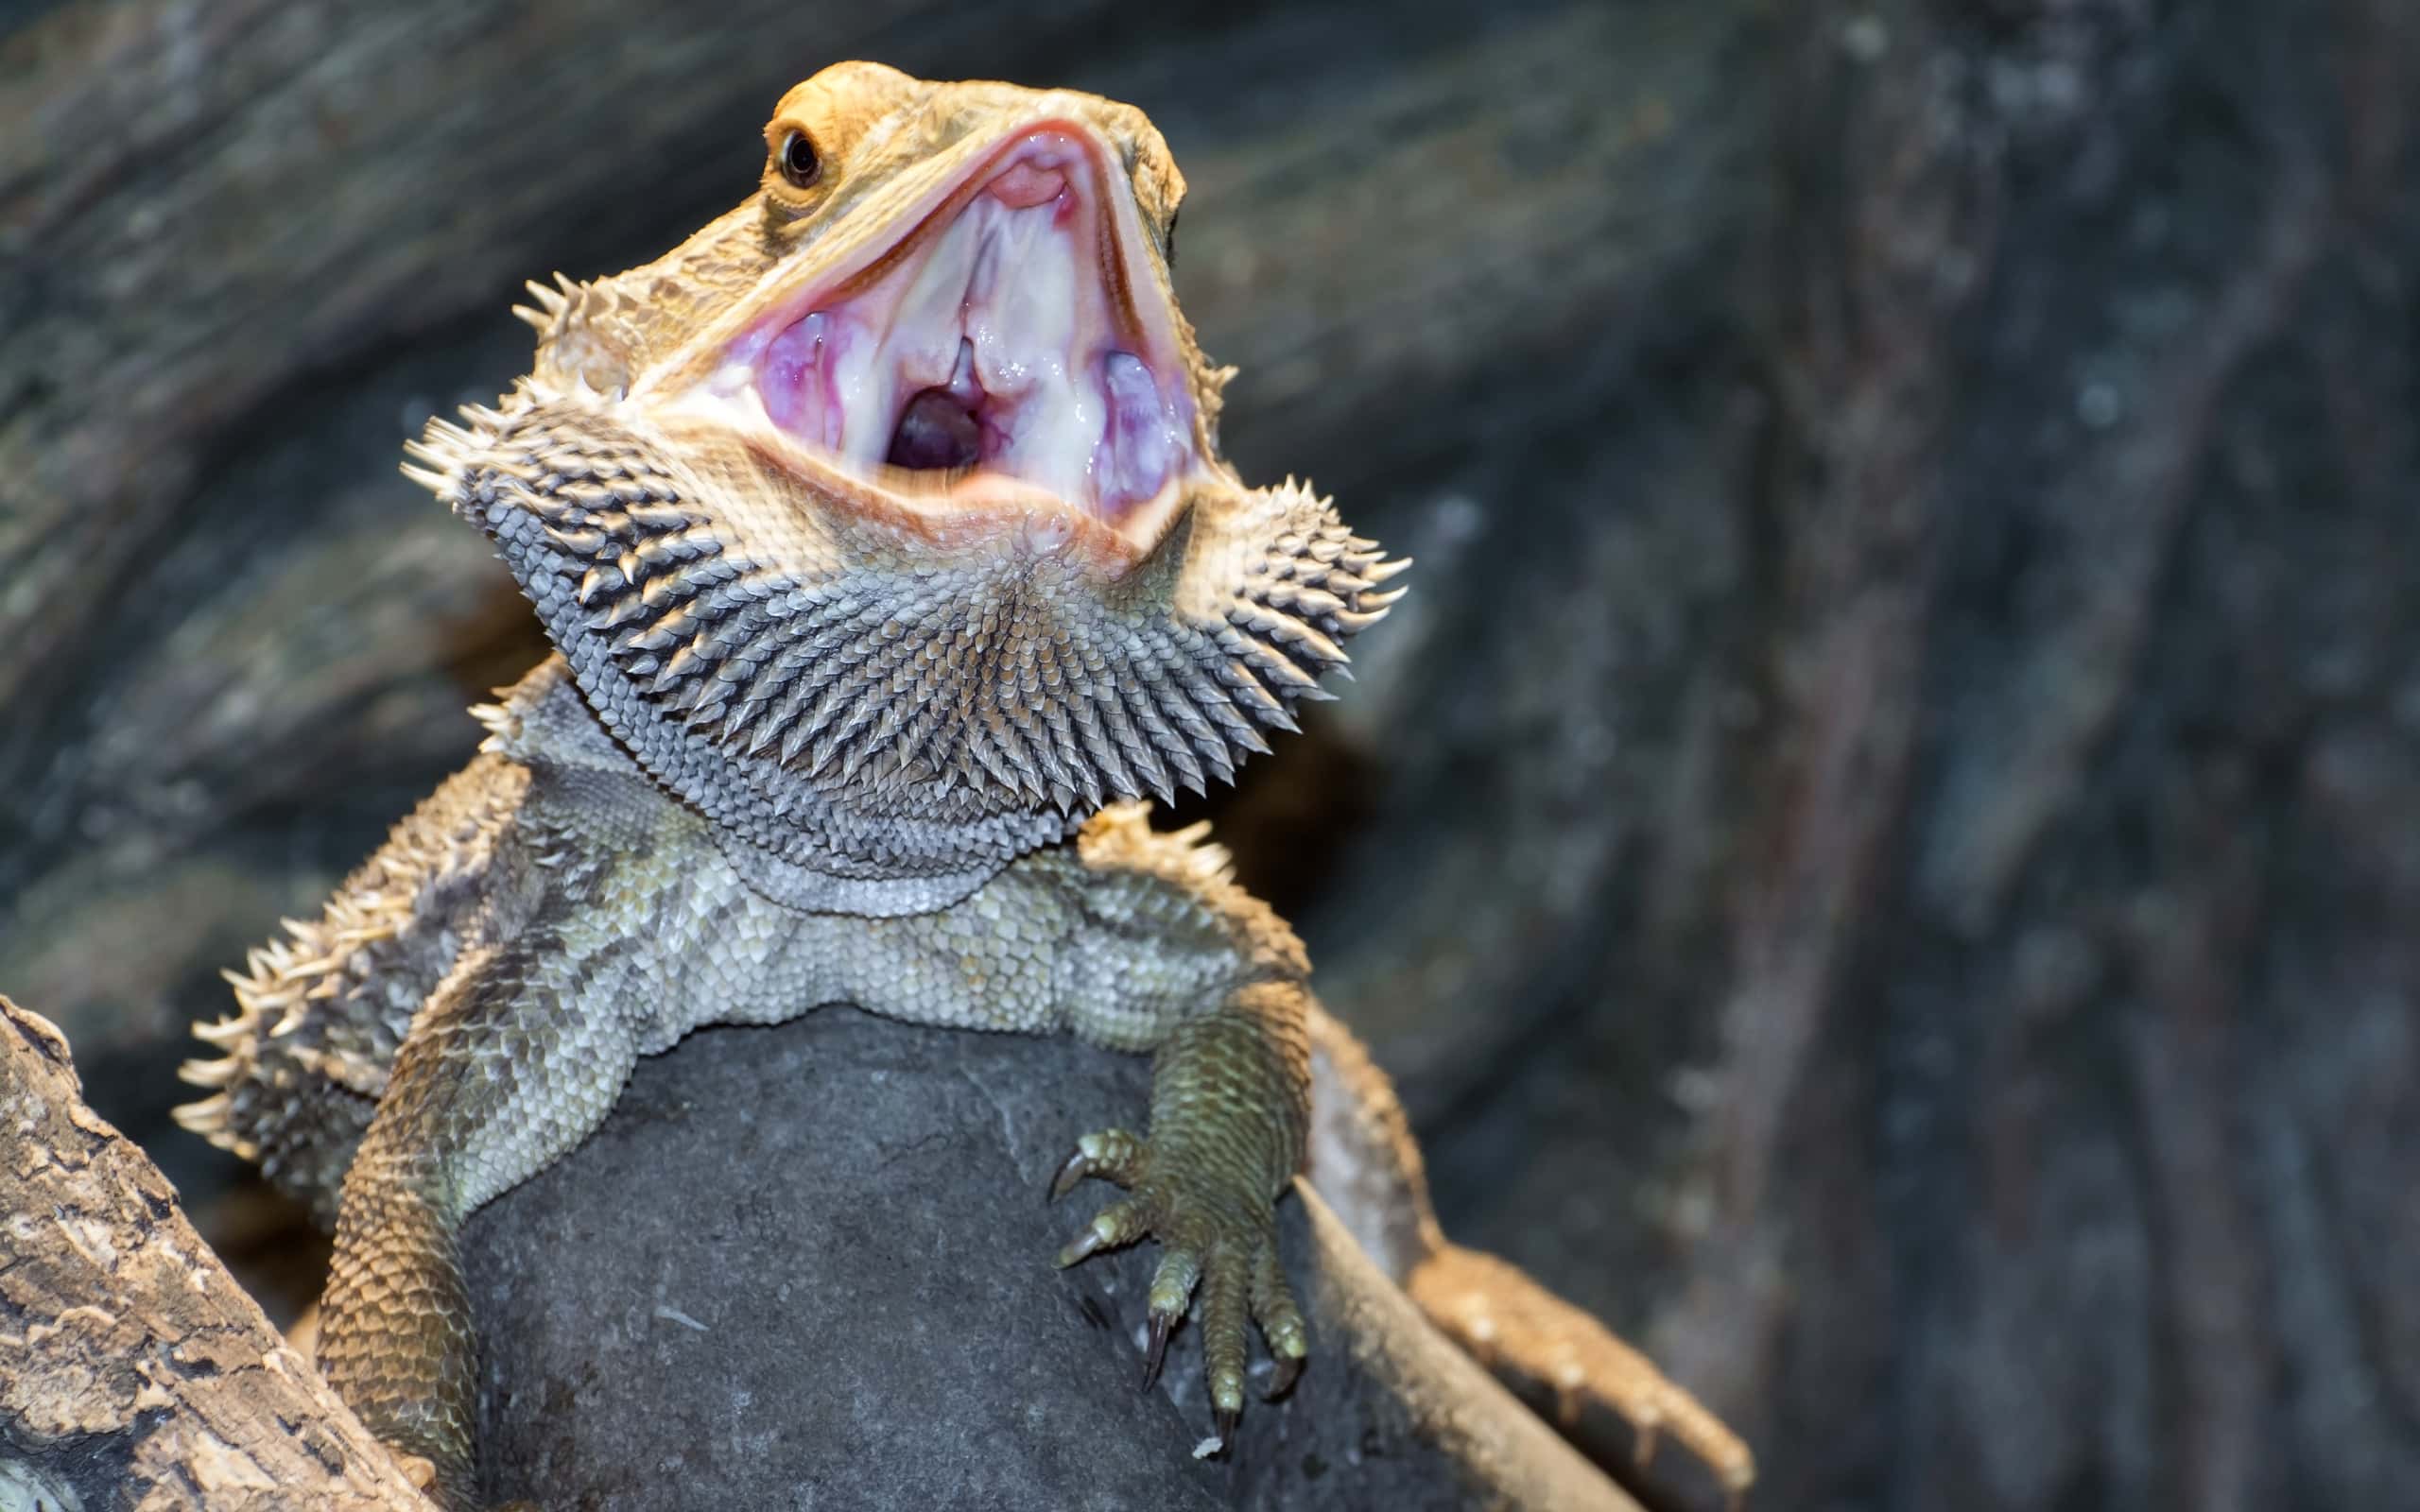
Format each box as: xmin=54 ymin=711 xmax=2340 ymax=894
xmin=751 ymin=442 xmax=1192 ymax=569
xmin=885 ymin=462 xmax=1191 ymax=542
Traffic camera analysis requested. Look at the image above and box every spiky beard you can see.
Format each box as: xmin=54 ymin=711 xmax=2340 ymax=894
xmin=406 ymin=384 xmax=1401 ymax=914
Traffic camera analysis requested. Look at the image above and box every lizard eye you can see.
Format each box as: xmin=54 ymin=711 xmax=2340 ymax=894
xmin=777 ymin=129 xmax=821 ymax=189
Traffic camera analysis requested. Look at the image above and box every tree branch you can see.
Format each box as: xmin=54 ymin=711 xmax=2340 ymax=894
xmin=0 ymin=995 xmax=430 ymax=1510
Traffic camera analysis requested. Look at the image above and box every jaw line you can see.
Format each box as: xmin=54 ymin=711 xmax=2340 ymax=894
xmin=671 ymin=371 xmax=1199 ymax=576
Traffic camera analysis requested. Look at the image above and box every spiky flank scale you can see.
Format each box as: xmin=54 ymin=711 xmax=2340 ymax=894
xmin=178 ymin=750 xmax=528 ymax=1219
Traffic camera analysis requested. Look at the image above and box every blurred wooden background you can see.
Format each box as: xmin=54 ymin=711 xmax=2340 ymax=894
xmin=4 ymin=2 xmax=2416 ymax=1507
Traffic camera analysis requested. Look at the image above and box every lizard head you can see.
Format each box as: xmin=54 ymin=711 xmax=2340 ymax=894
xmin=406 ymin=63 xmax=1404 ymax=899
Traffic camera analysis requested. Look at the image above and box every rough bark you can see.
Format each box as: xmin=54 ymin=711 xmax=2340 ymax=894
xmin=0 ymin=996 xmax=431 ymax=1511
xmin=6 ymin=2 xmax=2419 ymax=1510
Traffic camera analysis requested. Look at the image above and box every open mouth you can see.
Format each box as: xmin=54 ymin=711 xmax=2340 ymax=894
xmin=715 ymin=128 xmax=1199 ymax=547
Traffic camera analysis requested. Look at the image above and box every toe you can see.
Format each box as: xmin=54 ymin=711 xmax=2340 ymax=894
xmin=1137 ymin=1246 xmax=1201 ymax=1387
xmin=1048 ymin=1127 xmax=1146 ymax=1201
xmin=1147 ymin=1247 xmax=1203 ymax=1316
xmin=1213 ymin=1405 xmax=1240 ymax=1447
xmin=1198 ymin=1246 xmax=1253 ymax=1417
xmin=1251 ymin=1241 xmax=1308 ymax=1399
xmin=1055 ymin=1194 xmax=1157 ymax=1267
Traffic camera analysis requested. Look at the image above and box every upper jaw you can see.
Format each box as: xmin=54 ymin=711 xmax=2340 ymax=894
xmin=672 ymin=119 xmax=1210 ymax=564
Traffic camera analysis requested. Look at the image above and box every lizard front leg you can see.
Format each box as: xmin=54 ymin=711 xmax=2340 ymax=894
xmin=1051 ymin=977 xmax=1314 ymax=1431
xmin=776 ymin=802 xmax=1321 ymax=1435
xmin=311 ymin=753 xmax=714 ymax=1508
xmin=318 ymin=925 xmax=646 ymax=1507
xmin=1038 ymin=810 xmax=1755 ymax=1490
xmin=1040 ymin=806 xmax=1316 ymax=1433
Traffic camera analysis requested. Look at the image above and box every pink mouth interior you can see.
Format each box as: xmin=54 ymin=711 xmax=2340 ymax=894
xmin=738 ymin=130 xmax=1192 ymax=528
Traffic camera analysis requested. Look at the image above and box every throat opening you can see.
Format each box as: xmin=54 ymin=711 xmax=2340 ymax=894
xmin=888 ymin=387 xmax=983 ymax=472
xmin=887 ymin=340 xmax=986 ymax=472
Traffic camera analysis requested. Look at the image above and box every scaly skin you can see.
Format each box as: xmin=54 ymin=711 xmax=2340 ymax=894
xmin=304 ymin=662 xmax=1314 ymax=1503
xmin=179 ymin=61 xmax=1754 ymax=1508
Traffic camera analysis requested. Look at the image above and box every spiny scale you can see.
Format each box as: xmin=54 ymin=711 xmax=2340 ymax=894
xmin=175 ymin=754 xmax=535 ymax=1217
xmin=399 ymin=387 xmax=1403 ymax=912
xmin=510 ymin=270 xmax=583 ymax=336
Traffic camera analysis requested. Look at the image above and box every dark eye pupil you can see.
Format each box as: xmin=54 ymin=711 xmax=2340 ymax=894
xmin=782 ymin=131 xmax=820 ymax=186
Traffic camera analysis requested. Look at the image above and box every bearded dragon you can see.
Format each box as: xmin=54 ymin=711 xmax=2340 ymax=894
xmin=175 ymin=62 xmax=1750 ymax=1509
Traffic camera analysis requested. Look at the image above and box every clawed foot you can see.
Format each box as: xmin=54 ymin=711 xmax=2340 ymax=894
xmin=1048 ymin=1126 xmax=1307 ymax=1441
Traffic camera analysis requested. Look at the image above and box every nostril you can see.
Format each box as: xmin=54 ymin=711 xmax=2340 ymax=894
xmin=887 ymin=387 xmax=983 ymax=471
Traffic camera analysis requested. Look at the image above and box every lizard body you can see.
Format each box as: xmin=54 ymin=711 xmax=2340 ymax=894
xmin=177 ymin=63 xmax=1749 ymax=1507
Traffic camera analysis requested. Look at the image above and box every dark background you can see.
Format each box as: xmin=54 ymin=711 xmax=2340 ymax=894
xmin=5 ymin=2 xmax=2416 ymax=1508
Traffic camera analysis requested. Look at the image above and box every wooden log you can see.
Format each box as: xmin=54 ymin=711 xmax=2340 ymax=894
xmin=0 ymin=995 xmax=431 ymax=1509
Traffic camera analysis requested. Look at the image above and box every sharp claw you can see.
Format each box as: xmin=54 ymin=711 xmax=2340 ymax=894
xmin=391 ymin=1452 xmax=437 ymax=1493
xmin=1049 ymin=1148 xmax=1090 ymax=1203
xmin=1213 ymin=1406 xmax=1240 ymax=1447
xmin=1056 ymin=1223 xmax=1109 ymax=1268
xmin=1140 ymin=1312 xmax=1174 ymax=1390
xmin=1265 ymin=1351 xmax=1303 ymax=1400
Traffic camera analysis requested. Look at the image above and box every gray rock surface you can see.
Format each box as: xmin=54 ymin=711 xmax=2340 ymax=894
xmin=463 ymin=1009 xmax=1634 ymax=1512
